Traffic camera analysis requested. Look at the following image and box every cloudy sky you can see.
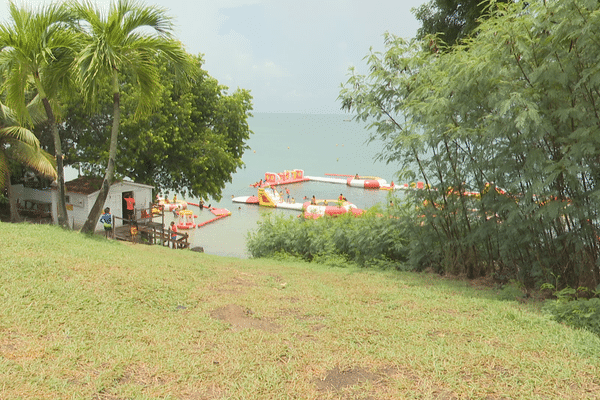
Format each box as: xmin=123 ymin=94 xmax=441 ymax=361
xmin=0 ymin=0 xmax=427 ymax=113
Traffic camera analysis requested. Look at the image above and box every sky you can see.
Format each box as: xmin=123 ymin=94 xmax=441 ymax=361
xmin=0 ymin=0 xmax=428 ymax=113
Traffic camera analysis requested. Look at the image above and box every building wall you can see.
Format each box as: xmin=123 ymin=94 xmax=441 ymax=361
xmin=12 ymin=181 xmax=154 ymax=232
xmin=90 ymin=182 xmax=154 ymax=231
xmin=11 ymin=184 xmax=52 ymax=203
xmin=66 ymin=193 xmax=90 ymax=230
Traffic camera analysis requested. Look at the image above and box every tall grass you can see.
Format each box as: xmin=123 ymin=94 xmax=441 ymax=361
xmin=1 ymin=222 xmax=600 ymax=399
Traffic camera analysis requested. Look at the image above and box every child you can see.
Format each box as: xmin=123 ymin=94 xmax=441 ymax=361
xmin=100 ymin=207 xmax=112 ymax=238
xmin=130 ymin=223 xmax=138 ymax=244
xmin=170 ymin=221 xmax=178 ymax=249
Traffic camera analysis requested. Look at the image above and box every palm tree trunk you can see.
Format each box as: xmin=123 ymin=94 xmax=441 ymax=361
xmin=81 ymin=71 xmax=120 ymax=234
xmin=53 ymin=131 xmax=69 ymax=228
xmin=5 ymin=168 xmax=21 ymax=223
xmin=35 ymin=76 xmax=69 ymax=228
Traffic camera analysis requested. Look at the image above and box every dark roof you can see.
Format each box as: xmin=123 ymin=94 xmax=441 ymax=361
xmin=65 ymin=176 xmax=118 ymax=195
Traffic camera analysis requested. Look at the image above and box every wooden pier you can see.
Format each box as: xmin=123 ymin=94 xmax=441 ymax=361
xmin=112 ymin=206 xmax=189 ymax=249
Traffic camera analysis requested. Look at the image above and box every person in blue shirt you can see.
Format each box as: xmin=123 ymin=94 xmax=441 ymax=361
xmin=100 ymin=207 xmax=113 ymax=238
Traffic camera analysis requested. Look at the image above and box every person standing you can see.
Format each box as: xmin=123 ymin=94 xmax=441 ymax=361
xmin=125 ymin=195 xmax=136 ymax=223
xmin=170 ymin=221 xmax=178 ymax=249
xmin=285 ymin=187 xmax=290 ymax=203
xmin=100 ymin=207 xmax=113 ymax=238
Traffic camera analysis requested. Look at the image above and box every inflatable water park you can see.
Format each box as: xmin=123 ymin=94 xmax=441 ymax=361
xmin=155 ymin=196 xmax=232 ymax=229
xmin=232 ymin=169 xmax=426 ymax=219
xmin=153 ymin=169 xmax=425 ymax=226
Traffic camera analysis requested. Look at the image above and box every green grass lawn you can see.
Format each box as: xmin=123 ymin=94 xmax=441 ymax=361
xmin=1 ymin=222 xmax=599 ymax=399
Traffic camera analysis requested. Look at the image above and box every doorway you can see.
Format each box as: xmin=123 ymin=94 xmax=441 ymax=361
xmin=122 ymin=191 xmax=135 ymax=223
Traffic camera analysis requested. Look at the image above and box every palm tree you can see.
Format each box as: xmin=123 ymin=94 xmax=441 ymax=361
xmin=0 ymin=101 xmax=57 ymax=222
xmin=0 ymin=1 xmax=77 ymax=228
xmin=74 ymin=0 xmax=190 ymax=234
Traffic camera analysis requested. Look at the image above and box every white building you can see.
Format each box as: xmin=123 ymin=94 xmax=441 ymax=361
xmin=12 ymin=177 xmax=154 ymax=231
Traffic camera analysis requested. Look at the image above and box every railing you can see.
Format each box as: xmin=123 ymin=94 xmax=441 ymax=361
xmin=110 ymin=205 xmax=189 ymax=249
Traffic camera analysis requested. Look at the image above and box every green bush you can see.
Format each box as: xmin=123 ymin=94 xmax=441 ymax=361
xmin=498 ymin=280 xmax=526 ymax=301
xmin=543 ymin=298 xmax=600 ymax=337
xmin=246 ymin=202 xmax=412 ymax=268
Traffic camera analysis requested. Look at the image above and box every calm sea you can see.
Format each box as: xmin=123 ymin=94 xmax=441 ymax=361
xmin=180 ymin=113 xmax=402 ymax=258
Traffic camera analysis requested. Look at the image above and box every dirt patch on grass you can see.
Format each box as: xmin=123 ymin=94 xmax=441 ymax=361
xmin=314 ymin=366 xmax=380 ymax=391
xmin=313 ymin=365 xmax=462 ymax=399
xmin=209 ymin=304 xmax=280 ymax=332
xmin=313 ymin=365 xmax=401 ymax=395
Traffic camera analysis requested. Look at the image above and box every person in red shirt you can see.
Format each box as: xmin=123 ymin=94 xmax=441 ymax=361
xmin=170 ymin=221 xmax=178 ymax=249
xmin=125 ymin=195 xmax=135 ymax=222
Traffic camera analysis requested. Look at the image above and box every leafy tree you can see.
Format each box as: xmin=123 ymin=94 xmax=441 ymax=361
xmin=0 ymin=1 xmax=77 ymax=228
xmin=0 ymin=100 xmax=57 ymax=222
xmin=57 ymin=54 xmax=253 ymax=200
xmin=341 ymin=0 xmax=600 ymax=289
xmin=73 ymin=0 xmax=190 ymax=234
xmin=117 ymin=55 xmax=253 ymax=199
xmin=414 ymin=0 xmax=513 ymax=46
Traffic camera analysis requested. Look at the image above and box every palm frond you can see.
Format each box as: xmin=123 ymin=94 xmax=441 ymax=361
xmin=119 ymin=1 xmax=174 ymax=37
xmin=0 ymin=126 xmax=40 ymax=148
xmin=1 ymin=1 xmax=77 ymax=125
xmin=71 ymin=0 xmax=190 ymax=119
xmin=2 ymin=63 xmax=30 ymax=126
xmin=7 ymin=140 xmax=57 ymax=180
xmin=25 ymin=95 xmax=48 ymax=125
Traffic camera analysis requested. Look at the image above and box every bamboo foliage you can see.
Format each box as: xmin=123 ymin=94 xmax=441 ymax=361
xmin=340 ymin=0 xmax=600 ymax=289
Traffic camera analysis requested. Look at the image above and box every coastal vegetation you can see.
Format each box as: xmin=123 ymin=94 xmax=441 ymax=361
xmin=2 ymin=222 xmax=600 ymax=398
xmin=0 ymin=0 xmax=253 ymax=227
xmin=336 ymin=0 xmax=600 ymax=293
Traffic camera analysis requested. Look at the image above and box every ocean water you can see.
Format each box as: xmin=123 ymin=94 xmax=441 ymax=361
xmin=168 ymin=113 xmax=402 ymax=258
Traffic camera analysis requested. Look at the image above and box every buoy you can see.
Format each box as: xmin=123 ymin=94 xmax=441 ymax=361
xmin=287 ymin=146 xmax=290 ymax=149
